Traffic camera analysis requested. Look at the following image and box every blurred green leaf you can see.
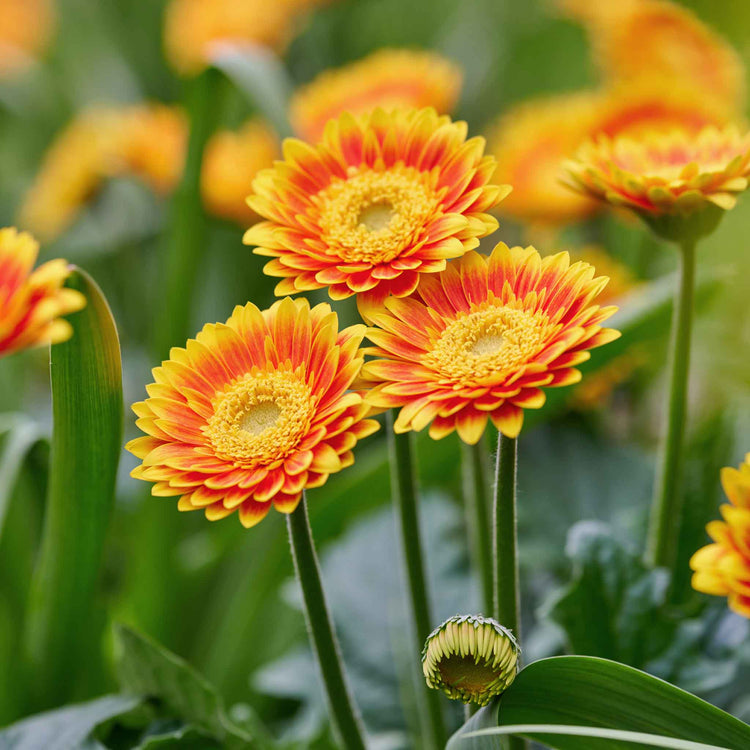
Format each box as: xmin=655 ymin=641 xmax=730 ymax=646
xmin=114 ymin=624 xmax=263 ymax=750
xmin=211 ymin=45 xmax=294 ymax=138
xmin=23 ymin=269 xmax=123 ymax=711
xmin=0 ymin=694 xmax=141 ymax=750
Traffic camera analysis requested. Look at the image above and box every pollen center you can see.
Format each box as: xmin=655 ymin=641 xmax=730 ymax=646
xmin=425 ymin=303 xmax=553 ymax=382
xmin=205 ymin=369 xmax=314 ymax=466
xmin=316 ymin=166 xmax=440 ymax=265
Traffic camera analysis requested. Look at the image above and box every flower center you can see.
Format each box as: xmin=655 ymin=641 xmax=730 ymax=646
xmin=437 ymin=654 xmax=504 ymax=695
xmin=316 ymin=166 xmax=440 ymax=264
xmin=425 ymin=303 xmax=552 ymax=382
xmin=205 ymin=369 xmax=314 ymax=466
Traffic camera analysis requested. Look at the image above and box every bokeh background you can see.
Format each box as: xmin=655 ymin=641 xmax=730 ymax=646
xmin=1 ymin=0 xmax=749 ymax=747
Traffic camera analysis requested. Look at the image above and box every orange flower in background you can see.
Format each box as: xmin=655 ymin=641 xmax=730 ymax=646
xmin=127 ymin=298 xmax=379 ymax=528
xmin=362 ymin=243 xmax=620 ymax=443
xmin=562 ymin=0 xmax=745 ymax=114
xmin=563 ymin=126 xmax=750 ymax=217
xmin=0 ymin=0 xmax=55 ymax=78
xmin=0 ymin=227 xmax=85 ymax=357
xmin=202 ymin=119 xmax=279 ymax=224
xmin=486 ymin=93 xmax=601 ymax=226
xmin=163 ymin=0 xmax=322 ymax=76
xmin=245 ymin=107 xmax=509 ymax=321
xmin=691 ymin=455 xmax=750 ymax=618
xmin=290 ymin=49 xmax=463 ymax=143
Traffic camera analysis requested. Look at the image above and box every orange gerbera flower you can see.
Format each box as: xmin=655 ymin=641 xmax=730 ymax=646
xmin=201 ymin=119 xmax=279 ymax=224
xmin=362 ymin=243 xmax=620 ymax=443
xmin=0 ymin=227 xmax=85 ymax=357
xmin=127 ymin=298 xmax=379 ymax=528
xmin=244 ymin=107 xmax=509 ymax=321
xmin=562 ymin=126 xmax=750 ymax=218
xmin=0 ymin=0 xmax=55 ymax=78
xmin=690 ymin=455 xmax=750 ymax=618
xmin=290 ymin=49 xmax=463 ymax=143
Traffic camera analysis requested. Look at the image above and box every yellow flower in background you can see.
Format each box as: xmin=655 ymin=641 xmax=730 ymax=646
xmin=691 ymin=455 xmax=750 ymax=618
xmin=245 ymin=107 xmax=509 ymax=322
xmin=127 ymin=298 xmax=379 ymax=528
xmin=486 ymin=92 xmax=602 ymax=226
xmin=362 ymin=243 xmax=620 ymax=443
xmin=0 ymin=228 xmax=85 ymax=357
xmin=202 ymin=119 xmax=280 ymax=225
xmin=563 ymin=126 xmax=750 ymax=217
xmin=561 ymin=0 xmax=745 ymax=115
xmin=0 ymin=0 xmax=55 ymax=78
xmin=290 ymin=48 xmax=463 ymax=143
xmin=163 ymin=0 xmax=323 ymax=76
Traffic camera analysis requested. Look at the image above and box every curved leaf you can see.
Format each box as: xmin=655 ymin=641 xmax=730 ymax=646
xmin=23 ymin=268 xmax=123 ymax=711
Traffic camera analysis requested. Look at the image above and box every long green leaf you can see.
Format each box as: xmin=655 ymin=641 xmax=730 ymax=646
xmin=490 ymin=656 xmax=750 ymax=749
xmin=23 ymin=268 xmax=123 ymax=711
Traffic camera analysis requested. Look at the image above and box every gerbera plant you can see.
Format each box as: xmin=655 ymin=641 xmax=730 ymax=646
xmin=128 ymin=296 xmax=377 ymax=747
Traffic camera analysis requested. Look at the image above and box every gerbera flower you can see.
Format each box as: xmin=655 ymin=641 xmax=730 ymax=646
xmin=562 ymin=126 xmax=750 ymax=221
xmin=690 ymin=454 xmax=750 ymax=618
xmin=244 ymin=107 xmax=509 ymax=321
xmin=362 ymin=243 xmax=620 ymax=443
xmin=422 ymin=615 xmax=519 ymax=706
xmin=201 ymin=118 xmax=279 ymax=224
xmin=127 ymin=297 xmax=379 ymax=528
xmin=290 ymin=49 xmax=463 ymax=143
xmin=0 ymin=0 xmax=55 ymax=78
xmin=0 ymin=227 xmax=85 ymax=357
xmin=485 ymin=92 xmax=602 ymax=226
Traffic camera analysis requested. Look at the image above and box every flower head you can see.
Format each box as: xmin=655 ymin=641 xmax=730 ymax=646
xmin=422 ymin=615 xmax=519 ymax=706
xmin=0 ymin=228 xmax=85 ymax=357
xmin=362 ymin=243 xmax=620 ymax=443
xmin=0 ymin=0 xmax=55 ymax=78
xmin=690 ymin=455 xmax=750 ymax=618
xmin=244 ymin=107 xmax=509 ymax=321
xmin=290 ymin=49 xmax=463 ymax=143
xmin=127 ymin=298 xmax=379 ymax=528
xmin=202 ymin=119 xmax=279 ymax=224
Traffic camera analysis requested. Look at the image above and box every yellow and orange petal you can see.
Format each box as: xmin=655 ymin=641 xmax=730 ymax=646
xmin=485 ymin=92 xmax=602 ymax=226
xmin=565 ymin=0 xmax=745 ymax=115
xmin=201 ymin=118 xmax=279 ymax=224
xmin=290 ymin=49 xmax=463 ymax=144
xmin=163 ymin=0 xmax=321 ymax=76
xmin=690 ymin=454 xmax=750 ymax=618
xmin=361 ymin=243 xmax=620 ymax=444
xmin=562 ymin=126 xmax=750 ymax=217
xmin=244 ymin=107 xmax=510 ymax=321
xmin=0 ymin=227 xmax=85 ymax=357
xmin=0 ymin=0 xmax=55 ymax=78
xmin=126 ymin=297 xmax=379 ymax=528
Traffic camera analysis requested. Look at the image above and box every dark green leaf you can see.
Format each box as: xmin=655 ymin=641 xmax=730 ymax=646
xmin=23 ymin=269 xmax=123 ymax=711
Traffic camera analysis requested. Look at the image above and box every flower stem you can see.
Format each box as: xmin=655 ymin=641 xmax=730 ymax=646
xmin=461 ymin=440 xmax=493 ymax=614
xmin=387 ymin=414 xmax=446 ymax=750
xmin=493 ymin=435 xmax=519 ymax=638
xmin=646 ymin=240 xmax=696 ymax=570
xmin=287 ymin=496 xmax=367 ymax=750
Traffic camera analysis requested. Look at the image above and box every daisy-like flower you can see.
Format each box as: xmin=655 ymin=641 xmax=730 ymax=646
xmin=0 ymin=227 xmax=85 ymax=357
xmin=362 ymin=243 xmax=620 ymax=443
xmin=127 ymin=298 xmax=379 ymax=528
xmin=422 ymin=615 xmax=519 ymax=706
xmin=562 ymin=126 xmax=750 ymax=236
xmin=201 ymin=119 xmax=279 ymax=224
xmin=244 ymin=107 xmax=509 ymax=321
xmin=690 ymin=455 xmax=750 ymax=618
xmin=290 ymin=49 xmax=463 ymax=143
xmin=0 ymin=0 xmax=55 ymax=78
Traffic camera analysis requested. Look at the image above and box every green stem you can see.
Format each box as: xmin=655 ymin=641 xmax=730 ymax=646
xmin=152 ymin=66 xmax=222 ymax=359
xmin=646 ymin=240 xmax=696 ymax=570
xmin=286 ymin=496 xmax=367 ymax=750
xmin=461 ymin=441 xmax=493 ymax=615
xmin=386 ymin=414 xmax=446 ymax=750
xmin=493 ymin=435 xmax=519 ymax=638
